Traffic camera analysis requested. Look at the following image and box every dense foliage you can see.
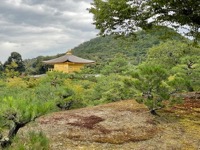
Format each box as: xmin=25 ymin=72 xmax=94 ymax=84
xmin=2 ymin=52 xmax=25 ymax=78
xmin=89 ymin=0 xmax=200 ymax=42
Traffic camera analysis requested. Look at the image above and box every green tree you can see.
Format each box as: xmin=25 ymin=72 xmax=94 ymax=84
xmin=89 ymin=0 xmax=200 ymax=41
xmin=147 ymin=40 xmax=200 ymax=91
xmin=0 ymin=73 xmax=65 ymax=148
xmin=91 ymin=74 xmax=136 ymax=104
xmin=4 ymin=62 xmax=20 ymax=78
xmin=147 ymin=40 xmax=190 ymax=69
xmin=31 ymin=56 xmax=49 ymax=75
xmin=0 ymin=95 xmax=55 ymax=148
xmin=170 ymin=57 xmax=200 ymax=92
xmin=4 ymin=52 xmax=25 ymax=74
xmin=101 ymin=53 xmax=131 ymax=75
xmin=132 ymin=63 xmax=169 ymax=115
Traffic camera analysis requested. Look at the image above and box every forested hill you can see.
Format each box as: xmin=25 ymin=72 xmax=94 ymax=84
xmin=73 ymin=26 xmax=186 ymax=64
xmin=24 ymin=26 xmax=186 ymax=74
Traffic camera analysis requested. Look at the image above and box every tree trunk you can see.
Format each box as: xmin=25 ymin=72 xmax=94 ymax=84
xmin=0 ymin=121 xmax=29 ymax=149
xmin=8 ymin=121 xmax=28 ymax=139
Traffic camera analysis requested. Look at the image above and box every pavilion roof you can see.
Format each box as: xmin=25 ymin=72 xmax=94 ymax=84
xmin=43 ymin=51 xmax=95 ymax=65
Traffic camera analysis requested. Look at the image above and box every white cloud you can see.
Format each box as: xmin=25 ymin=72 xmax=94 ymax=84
xmin=0 ymin=0 xmax=97 ymax=63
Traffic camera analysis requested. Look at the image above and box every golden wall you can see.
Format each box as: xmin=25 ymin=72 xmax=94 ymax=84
xmin=53 ymin=62 xmax=85 ymax=73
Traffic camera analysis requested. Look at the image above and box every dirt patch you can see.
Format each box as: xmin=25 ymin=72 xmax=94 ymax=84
xmin=67 ymin=115 xmax=104 ymax=129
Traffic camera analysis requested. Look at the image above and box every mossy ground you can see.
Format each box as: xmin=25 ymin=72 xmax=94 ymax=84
xmin=19 ymin=98 xmax=200 ymax=150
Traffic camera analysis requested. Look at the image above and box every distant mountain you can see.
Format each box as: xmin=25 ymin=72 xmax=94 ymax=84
xmin=24 ymin=26 xmax=186 ymax=74
xmin=73 ymin=26 xmax=185 ymax=65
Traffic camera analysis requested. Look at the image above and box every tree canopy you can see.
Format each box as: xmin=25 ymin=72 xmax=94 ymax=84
xmin=4 ymin=52 xmax=25 ymax=74
xmin=89 ymin=0 xmax=200 ymax=42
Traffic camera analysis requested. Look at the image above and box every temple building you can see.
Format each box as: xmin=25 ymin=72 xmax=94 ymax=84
xmin=43 ymin=51 xmax=95 ymax=73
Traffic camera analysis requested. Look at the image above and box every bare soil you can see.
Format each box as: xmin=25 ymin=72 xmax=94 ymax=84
xmin=19 ymin=99 xmax=200 ymax=150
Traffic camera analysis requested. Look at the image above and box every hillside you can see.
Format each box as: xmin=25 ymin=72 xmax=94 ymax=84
xmin=73 ymin=26 xmax=185 ymax=64
xmin=24 ymin=27 xmax=186 ymax=75
xmin=18 ymin=98 xmax=200 ymax=150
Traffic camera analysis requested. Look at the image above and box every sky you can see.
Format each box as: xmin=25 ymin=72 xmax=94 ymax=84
xmin=0 ymin=0 xmax=98 ymax=63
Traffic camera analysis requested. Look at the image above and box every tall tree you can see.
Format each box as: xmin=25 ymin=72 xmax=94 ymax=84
xmin=132 ymin=63 xmax=169 ymax=115
xmin=147 ymin=40 xmax=200 ymax=91
xmin=89 ymin=0 xmax=200 ymax=42
xmin=4 ymin=52 xmax=25 ymax=73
